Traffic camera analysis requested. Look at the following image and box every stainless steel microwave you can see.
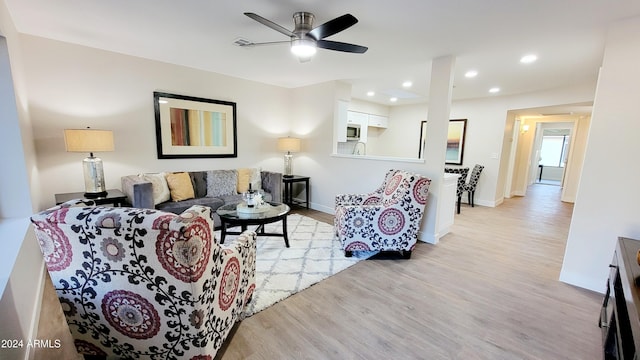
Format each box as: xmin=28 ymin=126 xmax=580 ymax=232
xmin=346 ymin=124 xmax=361 ymax=140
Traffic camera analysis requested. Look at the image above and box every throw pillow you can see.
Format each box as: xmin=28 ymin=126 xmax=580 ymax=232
xmin=165 ymin=172 xmax=195 ymax=202
xmin=189 ymin=171 xmax=208 ymax=198
xmin=138 ymin=172 xmax=171 ymax=205
xmin=237 ymin=168 xmax=262 ymax=193
xmin=206 ymin=170 xmax=237 ymax=197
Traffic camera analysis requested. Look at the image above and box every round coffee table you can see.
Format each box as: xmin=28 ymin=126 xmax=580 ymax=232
xmin=216 ymin=202 xmax=291 ymax=247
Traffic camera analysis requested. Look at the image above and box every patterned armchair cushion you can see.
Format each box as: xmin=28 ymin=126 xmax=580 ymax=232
xmin=335 ymin=170 xmax=431 ymax=254
xmin=334 ymin=169 xmax=400 ymax=208
xmin=30 ymin=200 xmax=256 ymax=359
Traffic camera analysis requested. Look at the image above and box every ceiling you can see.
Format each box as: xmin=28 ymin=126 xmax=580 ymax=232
xmin=5 ymin=0 xmax=640 ymax=106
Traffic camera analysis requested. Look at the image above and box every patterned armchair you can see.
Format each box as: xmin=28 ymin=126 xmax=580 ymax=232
xmin=30 ymin=200 xmax=256 ymax=359
xmin=334 ymin=169 xmax=431 ymax=259
xmin=444 ymin=167 xmax=469 ymax=214
xmin=463 ymin=164 xmax=484 ymax=207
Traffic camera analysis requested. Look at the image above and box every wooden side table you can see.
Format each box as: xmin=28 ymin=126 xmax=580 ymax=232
xmin=55 ymin=189 xmax=127 ymax=207
xmin=282 ymin=175 xmax=310 ymax=209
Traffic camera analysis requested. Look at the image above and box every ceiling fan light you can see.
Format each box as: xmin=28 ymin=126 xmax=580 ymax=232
xmin=291 ymin=38 xmax=317 ymax=58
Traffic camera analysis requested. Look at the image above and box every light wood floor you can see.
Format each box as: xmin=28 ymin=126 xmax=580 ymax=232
xmin=35 ymin=184 xmax=603 ymax=359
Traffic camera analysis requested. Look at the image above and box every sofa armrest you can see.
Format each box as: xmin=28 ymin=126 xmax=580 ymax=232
xmin=261 ymin=171 xmax=282 ymax=203
xmin=121 ymin=175 xmax=154 ymax=209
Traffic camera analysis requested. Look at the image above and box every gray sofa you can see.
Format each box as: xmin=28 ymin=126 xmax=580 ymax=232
xmin=121 ymin=169 xmax=282 ymax=228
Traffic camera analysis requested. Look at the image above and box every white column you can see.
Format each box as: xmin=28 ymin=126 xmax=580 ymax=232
xmin=419 ymin=55 xmax=455 ymax=244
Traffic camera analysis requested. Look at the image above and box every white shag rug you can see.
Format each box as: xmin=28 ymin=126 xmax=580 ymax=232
xmin=216 ymin=214 xmax=374 ymax=317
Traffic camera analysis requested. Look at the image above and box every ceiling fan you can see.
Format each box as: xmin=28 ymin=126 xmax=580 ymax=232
xmin=241 ymin=11 xmax=368 ymax=61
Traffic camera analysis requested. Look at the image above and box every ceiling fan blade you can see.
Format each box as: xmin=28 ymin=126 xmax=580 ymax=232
xmin=317 ymin=40 xmax=368 ymax=54
xmin=244 ymin=12 xmax=295 ymax=38
xmin=307 ymin=13 xmax=358 ymax=40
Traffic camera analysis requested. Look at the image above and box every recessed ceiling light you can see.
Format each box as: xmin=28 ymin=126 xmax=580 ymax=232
xmin=402 ymin=81 xmax=412 ymax=88
xmin=390 ymin=97 xmax=398 ymax=102
xmin=367 ymin=91 xmax=375 ymax=97
xmin=520 ymin=54 xmax=537 ymax=64
xmin=489 ymin=87 xmax=500 ymax=93
xmin=465 ymin=70 xmax=478 ymax=78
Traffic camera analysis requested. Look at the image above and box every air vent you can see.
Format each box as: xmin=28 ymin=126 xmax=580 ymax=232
xmin=233 ymin=37 xmax=254 ymax=47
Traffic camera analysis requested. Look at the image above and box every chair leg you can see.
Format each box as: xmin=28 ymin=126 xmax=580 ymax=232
xmin=401 ymin=250 xmax=412 ymax=259
xmin=457 ymin=196 xmax=461 ymax=214
xmin=471 ymin=191 xmax=475 ymax=207
xmin=468 ymin=191 xmax=472 ymax=207
xmin=345 ymin=250 xmax=353 ymax=257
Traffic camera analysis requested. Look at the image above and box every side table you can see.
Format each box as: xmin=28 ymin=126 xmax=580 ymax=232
xmin=55 ymin=189 xmax=128 ymax=207
xmin=282 ymin=175 xmax=310 ymax=209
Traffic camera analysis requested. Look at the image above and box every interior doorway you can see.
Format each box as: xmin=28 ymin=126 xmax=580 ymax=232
xmin=530 ymin=123 xmax=574 ymax=188
xmin=502 ymin=104 xmax=592 ymax=204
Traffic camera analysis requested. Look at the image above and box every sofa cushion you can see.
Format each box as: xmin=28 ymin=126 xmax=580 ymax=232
xmin=189 ymin=171 xmax=208 ymax=198
xmin=165 ymin=172 xmax=195 ymax=201
xmin=156 ymin=196 xmax=224 ymax=214
xmin=207 ymin=170 xmax=237 ymax=197
xmin=139 ymin=172 xmax=170 ymax=205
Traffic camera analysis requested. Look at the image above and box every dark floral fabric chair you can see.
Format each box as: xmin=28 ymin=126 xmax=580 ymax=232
xmin=444 ymin=167 xmax=469 ymax=214
xmin=30 ymin=200 xmax=256 ymax=359
xmin=463 ymin=164 xmax=484 ymax=207
xmin=334 ymin=169 xmax=431 ymax=259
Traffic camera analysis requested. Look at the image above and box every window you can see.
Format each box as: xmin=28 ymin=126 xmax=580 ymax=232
xmin=540 ymin=134 xmax=569 ymax=167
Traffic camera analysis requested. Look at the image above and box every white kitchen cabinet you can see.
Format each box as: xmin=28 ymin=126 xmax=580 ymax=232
xmin=347 ymin=110 xmax=368 ymax=125
xmin=368 ymin=114 xmax=388 ymax=128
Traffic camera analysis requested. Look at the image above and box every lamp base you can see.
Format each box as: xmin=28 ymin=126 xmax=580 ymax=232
xmin=84 ymin=191 xmax=108 ymax=199
xmin=82 ymin=155 xmax=107 ymax=196
xmin=283 ymin=153 xmax=293 ymax=177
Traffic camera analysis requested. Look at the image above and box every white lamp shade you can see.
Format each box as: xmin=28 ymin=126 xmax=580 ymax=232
xmin=64 ymin=129 xmax=114 ymax=153
xmin=277 ymin=137 xmax=301 ymax=153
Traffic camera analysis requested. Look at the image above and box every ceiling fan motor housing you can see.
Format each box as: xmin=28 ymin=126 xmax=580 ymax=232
xmin=293 ymin=12 xmax=314 ymax=39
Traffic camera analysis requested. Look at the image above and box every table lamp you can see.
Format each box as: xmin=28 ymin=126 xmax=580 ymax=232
xmin=277 ymin=137 xmax=301 ymax=178
xmin=64 ymin=128 xmax=114 ymax=198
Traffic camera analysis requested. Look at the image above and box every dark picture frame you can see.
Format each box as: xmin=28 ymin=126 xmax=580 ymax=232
xmin=418 ymin=121 xmax=427 ymax=159
xmin=154 ymin=92 xmax=237 ymax=159
xmin=445 ymin=119 xmax=467 ymax=165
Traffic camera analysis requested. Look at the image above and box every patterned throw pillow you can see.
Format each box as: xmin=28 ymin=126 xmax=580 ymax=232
xmin=165 ymin=172 xmax=195 ymax=202
xmin=138 ymin=172 xmax=170 ymax=205
xmin=206 ymin=170 xmax=238 ymax=197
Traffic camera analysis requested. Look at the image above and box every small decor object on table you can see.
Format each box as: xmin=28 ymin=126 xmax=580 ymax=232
xmin=238 ymin=184 xmax=269 ymax=214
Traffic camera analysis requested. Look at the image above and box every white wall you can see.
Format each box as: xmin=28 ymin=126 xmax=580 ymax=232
xmin=20 ymin=35 xmax=291 ymax=209
xmin=0 ymin=1 xmax=45 ymax=358
xmin=560 ymin=16 xmax=640 ymax=292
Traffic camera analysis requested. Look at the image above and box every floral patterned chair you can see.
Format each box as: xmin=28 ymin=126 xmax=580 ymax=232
xmin=334 ymin=169 xmax=431 ymax=259
xmin=30 ymin=199 xmax=256 ymax=359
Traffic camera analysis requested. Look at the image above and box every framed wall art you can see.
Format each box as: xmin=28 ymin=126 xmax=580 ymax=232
xmin=154 ymin=92 xmax=237 ymax=159
xmin=418 ymin=120 xmax=427 ymax=159
xmin=445 ymin=119 xmax=467 ymax=165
